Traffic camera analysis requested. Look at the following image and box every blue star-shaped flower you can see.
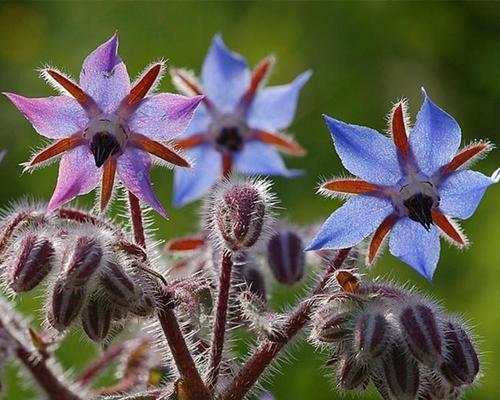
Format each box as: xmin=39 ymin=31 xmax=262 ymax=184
xmin=170 ymin=34 xmax=312 ymax=207
xmin=306 ymin=89 xmax=499 ymax=280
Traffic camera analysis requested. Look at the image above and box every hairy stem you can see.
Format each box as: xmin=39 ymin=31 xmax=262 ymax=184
xmin=128 ymin=191 xmax=146 ymax=248
xmin=77 ymin=343 xmax=125 ymax=386
xmin=219 ymin=248 xmax=351 ymax=400
xmin=207 ymin=250 xmax=233 ymax=391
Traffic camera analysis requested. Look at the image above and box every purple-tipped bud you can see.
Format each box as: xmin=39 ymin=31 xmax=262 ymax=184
xmin=382 ymin=344 xmax=420 ymax=399
xmin=100 ymin=263 xmax=138 ymax=307
xmin=353 ymin=309 xmax=389 ymax=361
xmin=81 ymin=298 xmax=112 ymax=342
xmin=267 ymin=230 xmax=305 ymax=285
xmin=336 ymin=355 xmax=369 ymax=390
xmin=49 ymin=280 xmax=85 ymax=331
xmin=9 ymin=235 xmax=55 ymax=292
xmin=316 ymin=311 xmax=352 ymax=343
xmin=440 ymin=320 xmax=479 ymax=386
xmin=214 ymin=182 xmax=268 ymax=251
xmin=63 ymin=236 xmax=103 ymax=287
xmin=399 ymin=304 xmax=443 ymax=367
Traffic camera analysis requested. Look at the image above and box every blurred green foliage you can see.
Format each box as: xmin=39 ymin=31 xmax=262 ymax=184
xmin=0 ymin=1 xmax=499 ymax=399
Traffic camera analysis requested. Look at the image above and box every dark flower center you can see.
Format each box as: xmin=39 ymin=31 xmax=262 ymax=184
xmin=90 ymin=132 xmax=121 ymax=168
xmin=403 ymin=193 xmax=434 ymax=231
xmin=216 ymin=126 xmax=243 ymax=153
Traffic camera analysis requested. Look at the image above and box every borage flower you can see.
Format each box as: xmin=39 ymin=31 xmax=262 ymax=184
xmin=4 ymin=33 xmax=203 ymax=217
xmin=170 ymin=34 xmax=312 ymax=206
xmin=306 ymin=89 xmax=499 ymax=280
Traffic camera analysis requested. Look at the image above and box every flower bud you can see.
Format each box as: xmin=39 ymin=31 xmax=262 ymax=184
xmin=9 ymin=234 xmax=55 ymax=292
xmin=336 ymin=355 xmax=369 ymax=390
xmin=213 ymin=181 xmax=269 ymax=251
xmin=100 ymin=262 xmax=138 ymax=308
xmin=315 ymin=311 xmax=352 ymax=343
xmin=81 ymin=297 xmax=112 ymax=342
xmin=399 ymin=303 xmax=443 ymax=367
xmin=49 ymin=280 xmax=85 ymax=331
xmin=130 ymin=292 xmax=156 ymax=317
xmin=267 ymin=230 xmax=305 ymax=285
xmin=353 ymin=309 xmax=389 ymax=361
xmin=419 ymin=373 xmax=464 ymax=400
xmin=382 ymin=344 xmax=420 ymax=399
xmin=242 ymin=265 xmax=266 ymax=301
xmin=63 ymin=236 xmax=104 ymax=287
xmin=440 ymin=320 xmax=479 ymax=386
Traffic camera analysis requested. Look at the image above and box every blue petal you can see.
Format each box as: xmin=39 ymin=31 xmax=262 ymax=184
xmin=410 ymin=89 xmax=462 ymax=176
xmin=177 ymin=103 xmax=211 ymax=138
xmin=305 ymin=196 xmax=394 ymax=251
xmin=247 ymin=70 xmax=312 ymax=131
xmin=324 ymin=115 xmax=401 ymax=185
xmin=173 ymin=145 xmax=221 ymax=207
xmin=438 ymin=170 xmax=495 ymax=219
xmin=389 ymin=218 xmax=440 ymax=281
xmin=235 ymin=141 xmax=300 ymax=177
xmin=201 ymin=34 xmax=250 ymax=112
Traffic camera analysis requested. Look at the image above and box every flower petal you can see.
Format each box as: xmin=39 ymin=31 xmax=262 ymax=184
xmin=235 ymin=141 xmax=300 ymax=177
xmin=305 ymin=196 xmax=394 ymax=251
xmin=47 ymin=145 xmax=100 ymax=211
xmin=179 ymin=103 xmax=212 ymax=138
xmin=117 ymin=147 xmax=167 ymax=217
xmin=389 ymin=218 xmax=441 ymax=281
xmin=324 ymin=115 xmax=401 ymax=185
xmin=128 ymin=94 xmax=203 ymax=141
xmin=201 ymin=34 xmax=250 ymax=112
xmin=79 ymin=33 xmax=131 ymax=113
xmin=173 ymin=146 xmax=221 ymax=207
xmin=410 ymin=89 xmax=462 ymax=176
xmin=438 ymin=170 xmax=495 ymax=219
xmin=247 ymin=70 xmax=312 ymax=131
xmin=4 ymin=93 xmax=87 ymax=139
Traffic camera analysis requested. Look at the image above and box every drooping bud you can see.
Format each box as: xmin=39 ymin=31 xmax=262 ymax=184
xmin=81 ymin=297 xmax=112 ymax=342
xmin=9 ymin=234 xmax=55 ymax=292
xmin=100 ymin=262 xmax=138 ymax=308
xmin=382 ymin=343 xmax=420 ymax=399
xmin=399 ymin=303 xmax=443 ymax=367
xmin=440 ymin=320 xmax=479 ymax=386
xmin=336 ymin=355 xmax=369 ymax=390
xmin=267 ymin=230 xmax=305 ymax=285
xmin=63 ymin=236 xmax=104 ymax=287
xmin=419 ymin=372 xmax=464 ymax=400
xmin=212 ymin=180 xmax=271 ymax=251
xmin=353 ymin=308 xmax=390 ymax=361
xmin=49 ymin=279 xmax=86 ymax=331
xmin=315 ymin=311 xmax=352 ymax=343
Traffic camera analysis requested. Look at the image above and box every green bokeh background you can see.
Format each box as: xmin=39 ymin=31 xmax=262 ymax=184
xmin=0 ymin=1 xmax=499 ymax=399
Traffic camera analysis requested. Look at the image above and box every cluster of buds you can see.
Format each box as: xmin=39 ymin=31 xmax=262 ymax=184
xmin=311 ymin=270 xmax=480 ymax=399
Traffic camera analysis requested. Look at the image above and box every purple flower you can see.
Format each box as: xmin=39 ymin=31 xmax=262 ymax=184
xmin=4 ymin=33 xmax=203 ymax=217
xmin=170 ymin=34 xmax=312 ymax=207
xmin=306 ymin=89 xmax=499 ymax=280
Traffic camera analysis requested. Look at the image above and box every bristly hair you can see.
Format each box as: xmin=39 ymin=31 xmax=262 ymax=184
xmin=385 ymin=97 xmax=411 ymax=138
xmin=39 ymin=65 xmax=78 ymax=97
xmin=170 ymin=68 xmax=203 ymax=97
xmin=132 ymin=59 xmax=167 ymax=97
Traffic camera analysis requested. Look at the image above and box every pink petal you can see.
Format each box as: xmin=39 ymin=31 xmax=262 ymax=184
xmin=117 ymin=147 xmax=167 ymax=217
xmin=3 ymin=93 xmax=87 ymax=139
xmin=47 ymin=145 xmax=100 ymax=211
xmin=79 ymin=33 xmax=131 ymax=113
xmin=128 ymin=94 xmax=204 ymax=141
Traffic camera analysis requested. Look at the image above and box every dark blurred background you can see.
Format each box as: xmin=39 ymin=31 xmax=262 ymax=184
xmin=0 ymin=2 xmax=499 ymax=399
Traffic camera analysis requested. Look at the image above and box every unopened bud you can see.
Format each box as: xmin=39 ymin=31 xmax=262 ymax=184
xmin=63 ymin=236 xmax=103 ymax=286
xmin=100 ymin=262 xmax=138 ymax=307
xmin=130 ymin=292 xmax=156 ymax=317
xmin=213 ymin=181 xmax=269 ymax=251
xmin=316 ymin=311 xmax=352 ymax=343
xmin=242 ymin=265 xmax=266 ymax=301
xmin=382 ymin=344 xmax=420 ymax=399
xmin=353 ymin=309 xmax=389 ymax=361
xmin=9 ymin=235 xmax=55 ymax=292
xmin=81 ymin=297 xmax=112 ymax=342
xmin=440 ymin=320 xmax=479 ymax=386
xmin=399 ymin=304 xmax=443 ymax=367
xmin=267 ymin=230 xmax=305 ymax=285
xmin=419 ymin=373 xmax=464 ymax=400
xmin=49 ymin=280 xmax=85 ymax=330
xmin=336 ymin=355 xmax=369 ymax=390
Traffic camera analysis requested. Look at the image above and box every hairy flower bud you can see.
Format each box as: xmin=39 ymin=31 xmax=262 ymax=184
xmin=49 ymin=280 xmax=85 ymax=331
xmin=100 ymin=262 xmax=138 ymax=308
xmin=382 ymin=344 xmax=420 ymax=399
xmin=212 ymin=180 xmax=271 ymax=251
xmin=399 ymin=303 xmax=443 ymax=367
xmin=267 ymin=230 xmax=305 ymax=285
xmin=9 ymin=234 xmax=55 ymax=293
xmin=63 ymin=236 xmax=104 ymax=287
xmin=440 ymin=320 xmax=479 ymax=386
xmin=336 ymin=355 xmax=369 ymax=390
xmin=81 ymin=297 xmax=112 ymax=342
xmin=315 ymin=311 xmax=352 ymax=343
xmin=353 ymin=308 xmax=389 ymax=361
